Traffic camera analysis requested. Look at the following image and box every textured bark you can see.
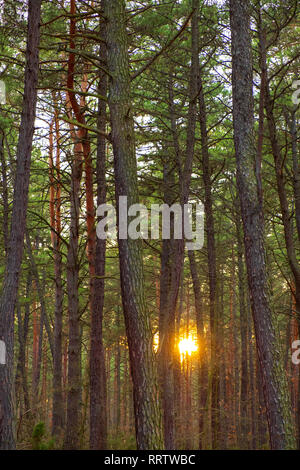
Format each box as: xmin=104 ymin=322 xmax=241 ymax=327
xmin=158 ymin=0 xmax=199 ymax=449
xmin=236 ymin=213 xmax=248 ymax=448
xmin=256 ymin=354 xmax=267 ymax=448
xmin=158 ymin=159 xmax=175 ymax=450
xmin=230 ymin=0 xmax=296 ymax=449
xmin=261 ymin=29 xmax=300 ymax=445
xmin=15 ymin=274 xmax=31 ymax=420
xmin=188 ymin=250 xmax=207 ymax=450
xmin=248 ymin=308 xmax=257 ymax=450
xmin=174 ymin=279 xmax=183 ymax=446
xmin=198 ymin=67 xmax=219 ymax=449
xmin=51 ymin=102 xmax=64 ymax=439
xmin=63 ymin=1 xmax=92 ymax=449
xmin=67 ymin=0 xmax=95 ymax=279
xmin=229 ymin=249 xmax=240 ymax=447
xmin=63 ymin=108 xmax=83 ymax=451
xmin=89 ymin=6 xmax=107 ymax=450
xmin=256 ymin=13 xmax=266 ymax=206
xmin=265 ymin=86 xmax=300 ymax=446
xmin=219 ymin=278 xmax=227 ymax=450
xmin=264 ymin=61 xmax=300 ymax=318
xmin=104 ymin=0 xmax=163 ymax=449
xmin=0 ymin=0 xmax=41 ymax=450
xmin=114 ymin=333 xmax=121 ymax=433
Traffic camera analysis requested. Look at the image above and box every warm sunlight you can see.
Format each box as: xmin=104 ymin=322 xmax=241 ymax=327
xmin=178 ymin=336 xmax=198 ymax=358
xmin=153 ymin=332 xmax=159 ymax=353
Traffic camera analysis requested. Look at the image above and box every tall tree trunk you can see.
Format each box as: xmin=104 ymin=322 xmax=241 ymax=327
xmin=25 ymin=232 xmax=54 ymax=361
xmin=256 ymin=353 xmax=267 ymax=448
xmin=236 ymin=212 xmax=248 ymax=448
xmin=159 ymin=0 xmax=199 ymax=449
xmin=15 ymin=273 xmax=31 ymax=422
xmin=104 ymin=0 xmax=163 ymax=449
xmin=90 ymin=6 xmax=108 ymax=450
xmin=230 ymin=0 xmax=296 ymax=449
xmin=51 ymin=102 xmax=64 ymax=440
xmin=188 ymin=250 xmax=207 ymax=449
xmin=261 ymin=31 xmax=300 ymax=446
xmin=227 ymin=243 xmax=240 ymax=446
xmin=158 ymin=159 xmax=176 ymax=449
xmin=0 ymin=0 xmax=41 ymax=449
xmin=248 ymin=306 xmax=257 ymax=450
xmin=198 ymin=67 xmax=219 ymax=449
xmin=264 ymin=56 xmax=300 ymax=320
xmin=63 ymin=113 xmax=83 ymax=451
xmin=158 ymin=71 xmax=178 ymax=450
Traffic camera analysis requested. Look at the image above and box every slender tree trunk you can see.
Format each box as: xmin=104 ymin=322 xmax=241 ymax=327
xmin=198 ymin=67 xmax=220 ymax=449
xmin=104 ymin=0 xmax=163 ymax=449
xmin=15 ymin=273 xmax=31 ymax=421
xmin=256 ymin=353 xmax=267 ymax=448
xmin=229 ymin=245 xmax=240 ymax=447
xmin=114 ymin=335 xmax=121 ymax=434
xmin=159 ymin=159 xmax=176 ymax=449
xmin=159 ymin=0 xmax=199 ymax=448
xmin=0 ymin=0 xmax=41 ymax=449
xmin=50 ymin=102 xmax=64 ymax=440
xmin=262 ymin=37 xmax=300 ymax=447
xmin=236 ymin=212 xmax=248 ymax=448
xmin=159 ymin=71 xmax=179 ymax=450
xmin=26 ymin=232 xmax=54 ymax=361
xmin=248 ymin=306 xmax=257 ymax=450
xmin=188 ymin=250 xmax=207 ymax=449
xmin=230 ymin=0 xmax=296 ymax=449
xmin=174 ymin=277 xmax=183 ymax=447
xmin=89 ymin=6 xmax=108 ymax=449
xmin=63 ymin=115 xmax=83 ymax=451
xmin=264 ymin=61 xmax=300 ymax=318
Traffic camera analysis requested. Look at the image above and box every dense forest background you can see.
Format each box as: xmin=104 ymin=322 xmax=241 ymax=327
xmin=0 ymin=0 xmax=299 ymax=451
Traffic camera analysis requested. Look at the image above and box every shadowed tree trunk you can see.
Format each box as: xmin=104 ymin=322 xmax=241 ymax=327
xmin=259 ymin=22 xmax=300 ymax=444
xmin=104 ymin=0 xmax=163 ymax=449
xmin=158 ymin=158 xmax=176 ymax=450
xmin=188 ymin=250 xmax=208 ymax=449
xmin=198 ymin=66 xmax=220 ymax=450
xmin=0 ymin=0 xmax=41 ymax=449
xmin=235 ymin=211 xmax=248 ymax=448
xmin=63 ymin=106 xmax=83 ymax=450
xmin=90 ymin=6 xmax=108 ymax=450
xmin=158 ymin=0 xmax=199 ymax=449
xmin=230 ymin=0 xmax=296 ymax=449
xmin=50 ymin=101 xmax=64 ymax=440
xmin=15 ymin=273 xmax=31 ymax=422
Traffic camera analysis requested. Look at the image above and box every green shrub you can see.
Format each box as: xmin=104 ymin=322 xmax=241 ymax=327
xmin=32 ymin=422 xmax=55 ymax=450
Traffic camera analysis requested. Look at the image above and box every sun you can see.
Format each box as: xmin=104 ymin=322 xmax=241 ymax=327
xmin=178 ymin=336 xmax=198 ymax=358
